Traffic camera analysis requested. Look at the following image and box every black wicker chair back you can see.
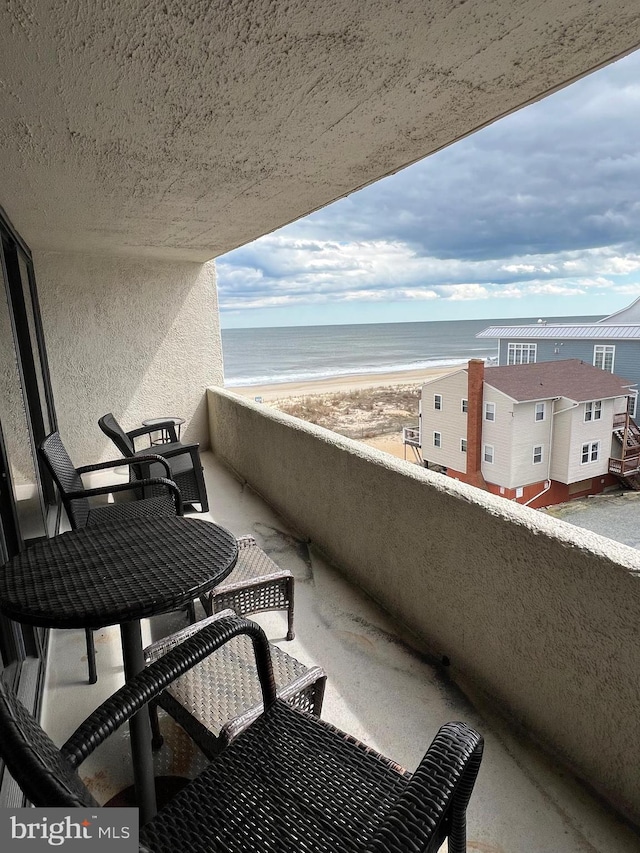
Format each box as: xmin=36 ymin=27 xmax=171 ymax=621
xmin=40 ymin=431 xmax=92 ymax=527
xmin=98 ymin=411 xmax=136 ymax=456
xmin=0 ymin=679 xmax=97 ymax=808
xmin=98 ymin=412 xmax=209 ymax=513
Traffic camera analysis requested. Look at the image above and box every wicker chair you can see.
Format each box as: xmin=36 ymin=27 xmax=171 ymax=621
xmin=145 ymin=609 xmax=325 ymax=756
xmin=200 ymin=535 xmax=295 ymax=640
xmin=98 ymin=412 xmax=208 ymax=512
xmin=39 ymin=431 xmax=184 ymax=684
xmin=0 ymin=614 xmax=484 ymax=853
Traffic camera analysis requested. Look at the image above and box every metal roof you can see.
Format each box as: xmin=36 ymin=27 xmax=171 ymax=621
xmin=477 ymin=324 xmax=640 ymax=340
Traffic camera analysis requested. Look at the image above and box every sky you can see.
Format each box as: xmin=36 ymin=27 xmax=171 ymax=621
xmin=218 ymin=49 xmax=640 ymax=329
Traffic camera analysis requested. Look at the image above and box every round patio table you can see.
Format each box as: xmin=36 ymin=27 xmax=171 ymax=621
xmin=142 ymin=416 xmax=186 ymax=445
xmin=0 ymin=515 xmax=238 ymax=824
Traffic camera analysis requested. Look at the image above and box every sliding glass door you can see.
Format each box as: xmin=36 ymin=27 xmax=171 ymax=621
xmin=0 ymin=209 xmax=56 ymax=680
xmin=0 ymin=215 xmax=57 ymax=551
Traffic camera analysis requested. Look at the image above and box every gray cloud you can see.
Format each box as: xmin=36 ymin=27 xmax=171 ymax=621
xmin=218 ymin=50 xmax=640 ymax=313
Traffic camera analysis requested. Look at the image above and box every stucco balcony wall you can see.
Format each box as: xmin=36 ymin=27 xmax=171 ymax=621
xmin=208 ymin=386 xmax=640 ymax=823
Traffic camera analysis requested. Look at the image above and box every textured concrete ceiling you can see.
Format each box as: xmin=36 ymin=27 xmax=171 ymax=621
xmin=1 ymin=1 xmax=639 ymax=261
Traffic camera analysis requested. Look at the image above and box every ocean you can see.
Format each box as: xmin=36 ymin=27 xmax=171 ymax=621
xmin=221 ymin=315 xmax=600 ymax=387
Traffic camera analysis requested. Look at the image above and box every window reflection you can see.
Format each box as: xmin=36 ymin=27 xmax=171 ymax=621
xmin=0 ymin=243 xmax=47 ymax=543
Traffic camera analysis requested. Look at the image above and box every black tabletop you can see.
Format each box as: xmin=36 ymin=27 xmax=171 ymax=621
xmin=0 ymin=517 xmax=238 ymax=630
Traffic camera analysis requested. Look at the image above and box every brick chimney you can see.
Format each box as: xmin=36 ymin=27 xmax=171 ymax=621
xmin=466 ymin=359 xmax=488 ymax=490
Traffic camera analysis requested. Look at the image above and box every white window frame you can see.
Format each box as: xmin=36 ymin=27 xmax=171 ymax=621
xmin=628 ymin=392 xmax=638 ymax=419
xmin=507 ymin=342 xmax=537 ymax=365
xmin=433 ymin=431 xmax=441 ymax=448
xmin=434 ymin=394 xmax=442 ymax=411
xmin=581 ymin=441 xmax=599 ymax=464
xmin=483 ymin=444 xmax=494 ymax=464
xmin=460 ymin=438 xmax=467 ymax=452
xmin=533 ymin=445 xmax=543 ymax=464
xmin=461 ymin=398 xmax=468 ymax=414
xmin=484 ymin=402 xmax=495 ymax=422
xmin=584 ymin=400 xmax=602 ymax=422
xmin=534 ymin=402 xmax=546 ymax=422
xmin=593 ymin=345 xmax=615 ymax=373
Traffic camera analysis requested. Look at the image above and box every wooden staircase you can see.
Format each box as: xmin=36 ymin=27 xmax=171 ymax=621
xmin=609 ymin=412 xmax=640 ymax=490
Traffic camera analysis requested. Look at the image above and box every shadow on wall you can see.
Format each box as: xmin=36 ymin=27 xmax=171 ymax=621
xmin=34 ymin=251 xmax=222 ymax=465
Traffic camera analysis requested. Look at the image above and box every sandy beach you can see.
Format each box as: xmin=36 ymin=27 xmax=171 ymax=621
xmin=226 ymin=364 xmax=454 ymax=401
xmin=226 ymin=364 xmax=455 ymax=462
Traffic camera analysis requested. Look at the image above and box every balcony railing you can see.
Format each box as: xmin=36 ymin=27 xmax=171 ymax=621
xmin=612 ymin=412 xmax=628 ymax=430
xmin=609 ymin=455 xmax=640 ymax=476
xmin=402 ymin=426 xmax=420 ymax=447
xmin=207 ymin=385 xmax=640 ymax=826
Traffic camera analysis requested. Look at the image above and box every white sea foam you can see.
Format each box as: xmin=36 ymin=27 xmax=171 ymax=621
xmin=225 ymin=357 xmax=476 ymax=387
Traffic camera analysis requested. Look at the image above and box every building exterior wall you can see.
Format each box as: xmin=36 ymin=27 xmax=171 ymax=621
xmin=497 ymin=337 xmax=639 ymax=387
xmin=600 ymin=298 xmax=640 ymax=323
xmin=565 ymin=397 xmax=619 ymax=484
xmin=420 ymin=370 xmax=468 ymax=471
xmin=208 ymin=386 xmax=640 ymax=823
xmin=34 ymin=250 xmax=223 ymax=465
xmin=441 ymin=473 xmax=618 ymax=508
xmin=548 ymin=398 xmax=577 ymax=483
xmin=509 ymin=400 xmax=554 ymax=489
xmin=480 ymin=386 xmax=513 ymax=485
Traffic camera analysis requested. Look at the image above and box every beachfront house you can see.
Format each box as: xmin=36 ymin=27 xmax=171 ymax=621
xmin=4 ymin=2 xmax=640 ymax=839
xmin=418 ymin=359 xmax=637 ymax=507
xmin=477 ymin=296 xmax=640 ymax=408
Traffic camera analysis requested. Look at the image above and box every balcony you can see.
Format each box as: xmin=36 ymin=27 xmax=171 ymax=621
xmin=37 ymin=389 xmax=640 ymax=850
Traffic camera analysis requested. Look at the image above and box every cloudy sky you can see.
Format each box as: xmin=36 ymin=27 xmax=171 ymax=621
xmin=218 ymin=49 xmax=640 ymax=329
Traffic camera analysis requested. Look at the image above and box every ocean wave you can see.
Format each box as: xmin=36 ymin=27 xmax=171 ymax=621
xmin=224 ymin=356 xmax=490 ymax=387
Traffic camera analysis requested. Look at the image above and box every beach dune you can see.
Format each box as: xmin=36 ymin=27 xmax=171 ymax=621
xmin=225 ymin=364 xmax=456 ymax=463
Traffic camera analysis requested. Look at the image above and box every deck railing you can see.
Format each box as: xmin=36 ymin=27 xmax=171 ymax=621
xmin=609 ymin=455 xmax=640 ymax=476
xmin=612 ymin=412 xmax=628 ymax=430
xmin=208 ymin=386 xmax=640 ymax=824
xmin=402 ymin=426 xmax=420 ymax=447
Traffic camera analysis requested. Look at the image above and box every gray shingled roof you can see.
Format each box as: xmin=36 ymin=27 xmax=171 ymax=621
xmin=484 ymin=359 xmax=635 ymax=403
xmin=477 ymin=324 xmax=640 ymax=339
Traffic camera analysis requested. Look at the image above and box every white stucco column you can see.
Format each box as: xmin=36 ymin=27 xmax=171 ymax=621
xmin=34 ymin=249 xmax=223 ymax=466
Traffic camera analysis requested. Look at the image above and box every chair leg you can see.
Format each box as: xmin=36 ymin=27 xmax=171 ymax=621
xmin=199 ymin=593 xmax=213 ymax=617
xmin=196 ymin=470 xmax=209 ymax=513
xmin=190 ymin=452 xmax=209 ymax=513
xmin=286 ymin=576 xmax=295 ymax=641
xmin=85 ymin=629 xmax=97 ymax=684
xmin=186 ymin=600 xmax=196 ymax=624
xmin=149 ymin=702 xmax=164 ymax=751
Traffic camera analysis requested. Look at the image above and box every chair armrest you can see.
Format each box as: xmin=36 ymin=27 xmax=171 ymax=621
xmin=128 ymin=422 xmax=179 ymax=443
xmin=60 ymin=614 xmax=276 ymax=769
xmin=366 ymin=721 xmax=483 ymax=853
xmin=154 ymin=442 xmax=200 ymax=460
xmin=77 ymin=454 xmax=173 ymax=479
xmin=144 ymin=609 xmax=237 ymax=661
xmin=66 ymin=477 xmax=183 ymax=516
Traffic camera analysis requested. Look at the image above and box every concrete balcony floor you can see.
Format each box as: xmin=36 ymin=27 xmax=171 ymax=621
xmin=41 ymin=451 xmax=640 ymax=851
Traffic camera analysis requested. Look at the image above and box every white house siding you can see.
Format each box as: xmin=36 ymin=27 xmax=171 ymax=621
xmin=420 ymin=370 xmax=468 ymax=470
xmin=509 ymin=400 xmax=554 ymax=489
xmin=35 ymin=250 xmax=223 ymax=465
xmin=564 ymin=397 xmax=620 ymax=484
xmin=480 ymin=387 xmax=513 ymax=486
xmin=548 ymin=397 xmax=576 ymax=483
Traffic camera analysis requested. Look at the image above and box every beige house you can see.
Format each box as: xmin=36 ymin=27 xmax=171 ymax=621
xmin=3 ymin=0 xmax=640 ymax=832
xmin=420 ymin=359 xmax=636 ymax=506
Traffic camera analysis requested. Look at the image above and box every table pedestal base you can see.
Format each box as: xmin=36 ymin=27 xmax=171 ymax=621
xmin=121 ymin=620 xmax=157 ymax=824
